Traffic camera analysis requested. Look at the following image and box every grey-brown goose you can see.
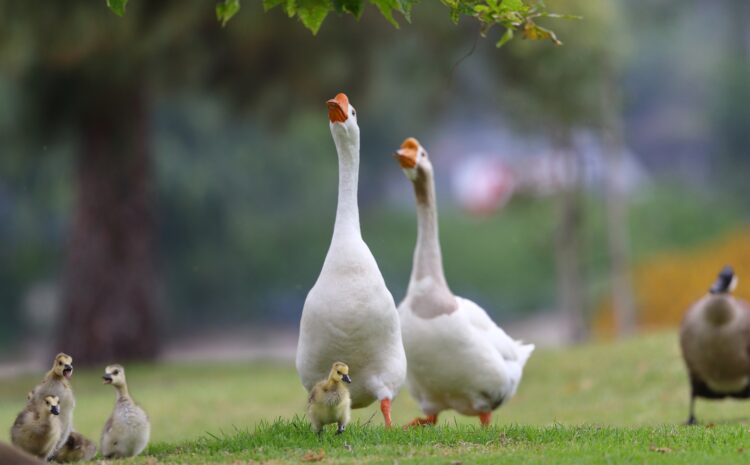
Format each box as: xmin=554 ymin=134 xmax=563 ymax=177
xmin=680 ymin=265 xmax=750 ymax=424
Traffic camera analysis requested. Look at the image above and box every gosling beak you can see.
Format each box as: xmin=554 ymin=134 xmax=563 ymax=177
xmin=51 ymin=405 xmax=60 ymax=416
xmin=327 ymin=93 xmax=349 ymax=124
xmin=342 ymin=374 xmax=352 ymax=384
xmin=102 ymin=375 xmax=112 ymax=384
xmin=62 ymin=365 xmax=73 ymax=379
xmin=394 ymin=148 xmax=417 ymax=169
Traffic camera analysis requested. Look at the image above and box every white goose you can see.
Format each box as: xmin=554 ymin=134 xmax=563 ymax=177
xmin=296 ymin=93 xmax=406 ymax=427
xmin=394 ymin=137 xmax=534 ymax=427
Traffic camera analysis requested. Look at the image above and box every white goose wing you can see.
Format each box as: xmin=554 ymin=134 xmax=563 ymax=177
xmin=458 ymin=297 xmax=535 ymax=365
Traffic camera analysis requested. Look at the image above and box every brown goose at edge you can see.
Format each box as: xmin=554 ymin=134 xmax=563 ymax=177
xmin=680 ymin=265 xmax=750 ymax=424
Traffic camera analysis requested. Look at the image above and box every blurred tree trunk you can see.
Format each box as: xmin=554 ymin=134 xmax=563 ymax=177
xmin=58 ymin=84 xmax=160 ymax=365
xmin=554 ymin=132 xmax=588 ymax=343
xmin=602 ymin=63 xmax=636 ymax=337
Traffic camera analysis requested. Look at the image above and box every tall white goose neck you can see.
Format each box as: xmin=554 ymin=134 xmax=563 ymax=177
xmin=332 ymin=128 xmax=361 ymax=238
xmin=412 ymin=168 xmax=448 ymax=286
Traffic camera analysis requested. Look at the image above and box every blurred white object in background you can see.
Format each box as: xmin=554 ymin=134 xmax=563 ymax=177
xmin=452 ymin=156 xmax=515 ymax=215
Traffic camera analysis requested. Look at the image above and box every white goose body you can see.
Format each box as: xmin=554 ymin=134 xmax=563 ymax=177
xmin=296 ymin=94 xmax=406 ymax=422
xmin=394 ymin=138 xmax=534 ymax=424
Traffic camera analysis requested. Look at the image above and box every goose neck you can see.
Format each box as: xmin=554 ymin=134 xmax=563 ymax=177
xmin=332 ymin=134 xmax=361 ymax=239
xmin=410 ymin=169 xmax=448 ymax=287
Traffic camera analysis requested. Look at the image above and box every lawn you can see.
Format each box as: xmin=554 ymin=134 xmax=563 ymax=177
xmin=3 ymin=331 xmax=750 ymax=464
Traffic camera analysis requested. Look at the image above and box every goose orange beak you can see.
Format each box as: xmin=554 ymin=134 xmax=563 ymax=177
xmin=394 ymin=148 xmax=417 ymax=168
xmin=394 ymin=137 xmax=421 ymax=168
xmin=327 ymin=93 xmax=349 ymax=123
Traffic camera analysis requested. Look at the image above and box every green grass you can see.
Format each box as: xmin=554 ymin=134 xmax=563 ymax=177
xmin=3 ymin=331 xmax=750 ymax=463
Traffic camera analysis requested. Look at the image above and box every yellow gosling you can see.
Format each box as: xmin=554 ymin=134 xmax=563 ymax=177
xmin=11 ymin=395 xmax=62 ymax=460
xmin=307 ymin=362 xmax=352 ymax=435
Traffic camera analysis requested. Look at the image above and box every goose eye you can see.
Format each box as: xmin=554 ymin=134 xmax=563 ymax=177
xmin=351 ymin=109 xmax=356 ymax=117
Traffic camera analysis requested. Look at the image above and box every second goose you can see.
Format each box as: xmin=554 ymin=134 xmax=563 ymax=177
xmin=394 ymin=137 xmax=534 ymax=427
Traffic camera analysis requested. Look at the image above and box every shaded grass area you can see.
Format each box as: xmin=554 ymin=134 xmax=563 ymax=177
xmin=2 ymin=332 xmax=750 ymax=463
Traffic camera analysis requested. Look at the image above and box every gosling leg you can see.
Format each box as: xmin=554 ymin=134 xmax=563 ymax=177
xmin=336 ymin=422 xmax=345 ymax=435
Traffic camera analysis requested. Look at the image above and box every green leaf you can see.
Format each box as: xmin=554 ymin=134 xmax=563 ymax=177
xmin=106 ymin=0 xmax=128 ymax=17
xmin=297 ymin=0 xmax=332 ymax=34
xmin=333 ymin=0 xmax=365 ymax=19
xmin=216 ymin=0 xmax=241 ymax=27
xmin=397 ymin=0 xmax=418 ymax=22
xmin=370 ymin=0 xmax=400 ymax=28
xmin=496 ymin=27 xmax=513 ymax=47
xmin=283 ymin=0 xmax=297 ymax=17
xmin=263 ymin=0 xmax=286 ymax=11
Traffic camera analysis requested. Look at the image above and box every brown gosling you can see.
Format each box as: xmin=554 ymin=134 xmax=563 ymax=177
xmin=51 ymin=431 xmax=97 ymax=463
xmin=11 ymin=395 xmax=62 ymax=460
xmin=0 ymin=441 xmax=45 ymax=465
xmin=307 ymin=362 xmax=352 ymax=435
xmin=100 ymin=364 xmax=150 ymax=458
xmin=28 ymin=353 xmax=75 ymax=456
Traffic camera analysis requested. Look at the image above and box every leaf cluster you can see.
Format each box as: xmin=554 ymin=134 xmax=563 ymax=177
xmin=108 ymin=0 xmax=574 ymax=46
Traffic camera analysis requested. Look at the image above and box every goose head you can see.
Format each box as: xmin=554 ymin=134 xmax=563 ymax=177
xmin=44 ymin=396 xmax=60 ymax=416
xmin=102 ymin=364 xmax=127 ymax=388
xmin=710 ymin=265 xmax=738 ymax=295
xmin=327 ymin=93 xmax=359 ymax=147
xmin=328 ymin=361 xmax=352 ymax=384
xmin=394 ymin=137 xmax=432 ymax=182
xmin=52 ymin=353 xmax=73 ymax=379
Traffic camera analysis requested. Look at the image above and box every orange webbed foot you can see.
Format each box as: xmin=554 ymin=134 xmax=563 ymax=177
xmin=479 ymin=412 xmax=492 ymax=427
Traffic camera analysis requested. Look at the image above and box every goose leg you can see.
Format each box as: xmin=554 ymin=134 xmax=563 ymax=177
xmin=405 ymin=414 xmax=438 ymax=428
xmin=380 ymin=399 xmax=393 ymax=428
xmin=686 ymin=395 xmax=697 ymax=425
xmin=479 ymin=412 xmax=492 ymax=427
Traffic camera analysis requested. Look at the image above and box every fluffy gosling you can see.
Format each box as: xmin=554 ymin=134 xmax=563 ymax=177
xmin=28 ymin=353 xmax=75 ymax=455
xmin=307 ymin=362 xmax=352 ymax=435
xmin=52 ymin=431 xmax=97 ymax=463
xmin=100 ymin=365 xmax=150 ymax=459
xmin=11 ymin=395 xmax=62 ymax=460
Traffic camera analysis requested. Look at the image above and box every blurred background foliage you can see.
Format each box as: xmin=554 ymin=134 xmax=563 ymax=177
xmin=0 ymin=0 xmax=747 ymax=362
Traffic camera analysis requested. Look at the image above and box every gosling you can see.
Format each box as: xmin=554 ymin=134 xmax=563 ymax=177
xmin=0 ymin=441 xmax=45 ymax=465
xmin=10 ymin=395 xmax=62 ymax=460
xmin=100 ymin=364 xmax=150 ymax=459
xmin=52 ymin=432 xmax=97 ymax=463
xmin=28 ymin=353 xmax=75 ymax=455
xmin=307 ymin=362 xmax=352 ymax=435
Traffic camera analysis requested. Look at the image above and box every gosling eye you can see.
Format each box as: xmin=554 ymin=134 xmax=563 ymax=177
xmin=58 ymin=362 xmax=63 ymax=366
xmin=113 ymin=370 xmax=119 ymax=375
xmin=337 ymin=371 xmax=342 ymax=375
